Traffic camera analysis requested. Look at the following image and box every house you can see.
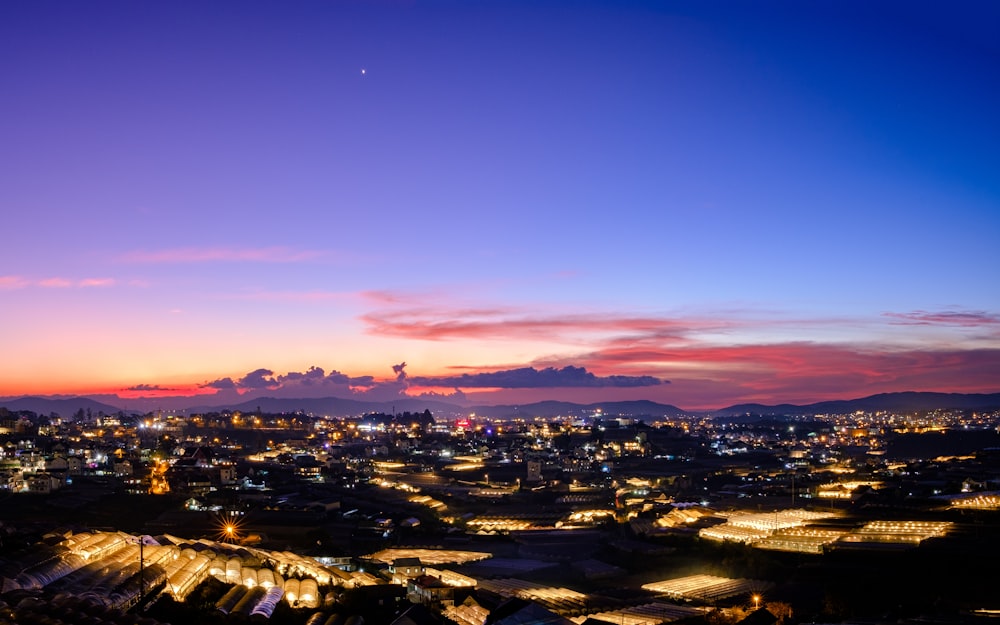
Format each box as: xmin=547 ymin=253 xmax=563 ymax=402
xmin=27 ymin=472 xmax=64 ymax=494
xmin=407 ymin=574 xmax=453 ymax=607
xmin=390 ymin=557 xmax=423 ymax=583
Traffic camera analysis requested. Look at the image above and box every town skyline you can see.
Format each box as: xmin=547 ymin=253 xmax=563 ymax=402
xmin=2 ymin=2 xmax=998 ymax=410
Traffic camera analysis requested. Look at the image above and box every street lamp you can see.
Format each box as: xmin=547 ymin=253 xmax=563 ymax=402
xmin=752 ymin=595 xmax=761 ymax=610
xmin=216 ymin=512 xmax=244 ymax=543
xmin=129 ymin=534 xmax=151 ymax=612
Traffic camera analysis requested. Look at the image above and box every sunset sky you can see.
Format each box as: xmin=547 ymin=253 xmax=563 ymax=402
xmin=2 ymin=1 xmax=998 ymax=411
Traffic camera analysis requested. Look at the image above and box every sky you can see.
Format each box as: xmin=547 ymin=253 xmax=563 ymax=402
xmin=1 ymin=0 xmax=998 ymax=411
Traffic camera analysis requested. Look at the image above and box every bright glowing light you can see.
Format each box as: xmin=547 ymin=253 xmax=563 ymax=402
xmin=642 ymin=575 xmax=773 ymax=602
xmin=363 ymin=548 xmax=491 ymax=566
xmin=216 ymin=512 xmax=245 ymax=543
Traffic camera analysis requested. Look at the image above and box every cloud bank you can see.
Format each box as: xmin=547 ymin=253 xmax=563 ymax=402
xmin=185 ymin=362 xmax=660 ymax=404
xmin=64 ymin=300 xmax=1000 ymax=410
xmin=410 ymin=366 xmax=663 ymax=388
xmin=1 ymin=275 xmax=116 ymax=289
xmin=884 ymin=310 xmax=1000 ymax=327
xmin=357 ymin=299 xmax=1000 ymax=408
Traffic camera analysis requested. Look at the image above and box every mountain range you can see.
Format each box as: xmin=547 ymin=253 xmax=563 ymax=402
xmin=2 ymin=391 xmax=999 ymax=420
xmin=714 ymin=391 xmax=1000 ymax=416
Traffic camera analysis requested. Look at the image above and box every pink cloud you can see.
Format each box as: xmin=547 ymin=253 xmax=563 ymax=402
xmin=44 ymin=343 xmax=1000 ymax=411
xmin=356 ymin=300 xmax=1000 ymax=406
xmin=362 ymin=290 xmax=423 ymax=305
xmin=116 ymin=384 xmax=217 ymax=400
xmin=79 ymin=278 xmax=115 ymax=287
xmin=1 ymin=276 xmax=120 ymax=289
xmin=38 ymin=277 xmax=115 ymax=288
xmin=119 ymin=246 xmax=329 ymax=263
xmin=358 ymin=297 xmax=837 ymax=346
xmin=0 ymin=276 xmax=29 ymax=289
xmin=79 ymin=298 xmax=1000 ymax=410
xmin=884 ymin=309 xmax=1000 ymax=327
xmin=552 ymin=343 xmax=1000 ymax=408
xmin=39 ymin=277 xmax=74 ymax=288
xmin=362 ymin=308 xmax=713 ymax=343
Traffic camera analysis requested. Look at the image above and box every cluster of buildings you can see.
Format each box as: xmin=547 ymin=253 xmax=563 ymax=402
xmin=2 ymin=404 xmax=999 ymax=522
xmin=0 ymin=403 xmax=998 ymax=624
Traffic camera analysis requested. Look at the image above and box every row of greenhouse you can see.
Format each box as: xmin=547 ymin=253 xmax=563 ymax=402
xmin=214 ymin=576 xmax=322 ymax=612
xmin=0 ymin=530 xmax=351 ymax=619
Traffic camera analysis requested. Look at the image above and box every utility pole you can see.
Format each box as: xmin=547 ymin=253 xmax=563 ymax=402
xmin=138 ymin=536 xmax=145 ymax=612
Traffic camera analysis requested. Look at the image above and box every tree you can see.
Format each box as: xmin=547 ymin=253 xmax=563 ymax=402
xmin=765 ymin=601 xmax=793 ymax=624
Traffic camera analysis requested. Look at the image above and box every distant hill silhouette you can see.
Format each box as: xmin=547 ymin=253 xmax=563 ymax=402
xmin=715 ymin=391 xmax=1000 ymax=416
xmin=465 ymin=399 xmax=689 ymax=418
xmin=0 ymin=396 xmax=127 ymax=418
xmin=192 ymin=395 xmax=466 ymax=417
xmin=190 ymin=397 xmax=690 ymax=419
xmin=2 ymin=390 xmax=998 ymax=419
